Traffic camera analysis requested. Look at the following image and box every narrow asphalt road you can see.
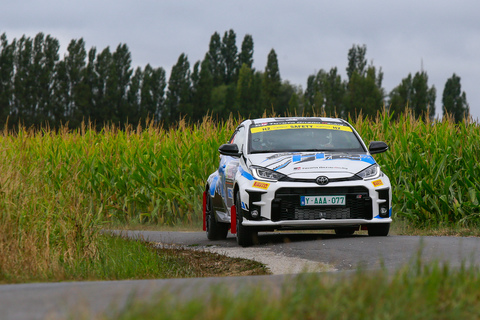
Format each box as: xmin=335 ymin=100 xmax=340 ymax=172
xmin=2 ymin=231 xmax=480 ymax=319
xmin=118 ymin=230 xmax=480 ymax=273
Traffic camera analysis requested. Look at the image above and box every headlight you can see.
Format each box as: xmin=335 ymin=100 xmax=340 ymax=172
xmin=356 ymin=164 xmax=381 ymax=180
xmin=251 ymin=166 xmax=287 ymax=181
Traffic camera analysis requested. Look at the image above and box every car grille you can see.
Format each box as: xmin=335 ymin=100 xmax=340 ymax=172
xmin=272 ymin=186 xmax=372 ymax=221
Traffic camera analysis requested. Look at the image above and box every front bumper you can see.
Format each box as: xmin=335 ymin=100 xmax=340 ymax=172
xmin=237 ymin=176 xmax=392 ymax=230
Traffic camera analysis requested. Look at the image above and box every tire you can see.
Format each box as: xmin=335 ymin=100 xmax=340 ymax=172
xmin=206 ymin=195 xmax=228 ymax=240
xmin=368 ymin=223 xmax=390 ymax=237
xmin=235 ymin=192 xmax=257 ymax=247
xmin=334 ymin=227 xmax=357 ymax=236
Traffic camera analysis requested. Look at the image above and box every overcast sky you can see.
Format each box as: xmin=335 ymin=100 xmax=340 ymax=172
xmin=2 ymin=0 xmax=479 ymax=120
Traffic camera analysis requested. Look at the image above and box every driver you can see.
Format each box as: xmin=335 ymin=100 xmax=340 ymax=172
xmin=318 ymin=131 xmax=333 ymax=148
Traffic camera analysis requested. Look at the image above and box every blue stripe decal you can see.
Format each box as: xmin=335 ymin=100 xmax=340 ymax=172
xmin=361 ymin=155 xmax=376 ymax=164
xmin=292 ymin=155 xmax=301 ymax=162
xmin=210 ymin=176 xmax=218 ymax=196
xmin=316 ymin=153 xmax=325 ymax=159
xmin=274 ymin=161 xmax=290 ymax=171
xmin=239 ymin=166 xmax=254 ymax=181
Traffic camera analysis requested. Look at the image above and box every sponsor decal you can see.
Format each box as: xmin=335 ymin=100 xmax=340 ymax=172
xmin=250 ymin=123 xmax=353 ymax=133
xmin=372 ymin=179 xmax=384 ymax=187
xmin=227 ymin=188 xmax=233 ymax=199
xmin=253 ymin=181 xmax=270 ymax=190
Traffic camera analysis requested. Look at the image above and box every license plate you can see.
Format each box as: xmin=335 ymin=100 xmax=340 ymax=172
xmin=300 ymin=195 xmax=346 ymax=206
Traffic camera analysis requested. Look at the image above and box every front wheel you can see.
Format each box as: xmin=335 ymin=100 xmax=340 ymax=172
xmin=368 ymin=223 xmax=390 ymax=237
xmin=206 ymin=195 xmax=228 ymax=240
xmin=235 ymin=192 xmax=257 ymax=247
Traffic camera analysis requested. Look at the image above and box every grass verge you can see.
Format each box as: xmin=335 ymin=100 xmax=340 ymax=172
xmin=102 ymin=259 xmax=480 ymax=320
xmin=0 ymin=234 xmax=269 ymax=284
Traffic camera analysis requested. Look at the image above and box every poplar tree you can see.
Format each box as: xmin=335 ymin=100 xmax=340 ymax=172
xmin=305 ymin=68 xmax=346 ymax=116
xmin=262 ymin=49 xmax=281 ymax=113
xmin=110 ymin=44 xmax=133 ymax=125
xmin=344 ymin=44 xmax=384 ymax=117
xmin=164 ymin=53 xmax=191 ymax=124
xmin=141 ymin=64 xmax=166 ymax=123
xmin=207 ymin=32 xmax=225 ymax=86
xmin=389 ymin=71 xmax=436 ymax=120
xmin=0 ymin=33 xmax=15 ymax=126
xmin=236 ymin=63 xmax=256 ymax=117
xmin=238 ymin=34 xmax=254 ymax=70
xmin=55 ymin=38 xmax=87 ymax=127
xmin=442 ymin=73 xmax=469 ymax=122
xmin=221 ymin=29 xmax=238 ymax=84
xmin=191 ymin=56 xmax=213 ymax=122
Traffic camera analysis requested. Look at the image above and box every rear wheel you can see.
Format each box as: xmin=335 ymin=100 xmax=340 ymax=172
xmin=368 ymin=223 xmax=390 ymax=237
xmin=235 ymin=192 xmax=257 ymax=247
xmin=206 ymin=195 xmax=228 ymax=240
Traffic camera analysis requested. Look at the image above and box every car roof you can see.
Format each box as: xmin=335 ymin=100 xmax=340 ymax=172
xmin=248 ymin=117 xmax=346 ymax=126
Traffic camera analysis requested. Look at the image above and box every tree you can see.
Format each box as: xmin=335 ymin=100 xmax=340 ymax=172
xmin=164 ymin=53 xmax=192 ymax=124
xmin=346 ymin=44 xmax=367 ymax=80
xmin=0 ymin=33 xmax=15 ymax=127
xmin=344 ymin=45 xmax=384 ymax=117
xmin=442 ymin=73 xmax=469 ymax=122
xmin=238 ymin=34 xmax=254 ymax=70
xmin=344 ymin=64 xmax=384 ymax=117
xmin=55 ymin=38 xmax=87 ymax=127
xmin=262 ymin=49 xmax=281 ymax=113
xmin=191 ymin=56 xmax=214 ymax=122
xmin=207 ymin=32 xmax=225 ymax=86
xmin=221 ymin=29 xmax=238 ymax=84
xmin=110 ymin=44 xmax=133 ymax=125
xmin=128 ymin=64 xmax=166 ymax=125
xmin=12 ymin=33 xmax=60 ymax=127
xmin=91 ymin=47 xmax=113 ymax=125
xmin=304 ymin=68 xmax=346 ymax=116
xmin=389 ymin=71 xmax=436 ymax=120
xmin=236 ymin=63 xmax=257 ymax=117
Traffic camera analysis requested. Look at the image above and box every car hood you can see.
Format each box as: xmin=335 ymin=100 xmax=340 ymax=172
xmin=247 ymin=152 xmax=376 ymax=179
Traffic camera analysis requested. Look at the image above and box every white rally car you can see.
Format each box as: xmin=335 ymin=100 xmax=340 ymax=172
xmin=203 ymin=117 xmax=392 ymax=246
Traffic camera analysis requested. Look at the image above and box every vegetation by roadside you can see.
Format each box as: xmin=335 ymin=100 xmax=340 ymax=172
xmin=0 ymin=234 xmax=268 ymax=284
xmin=102 ymin=259 xmax=480 ymax=320
xmin=2 ymin=112 xmax=480 ymax=283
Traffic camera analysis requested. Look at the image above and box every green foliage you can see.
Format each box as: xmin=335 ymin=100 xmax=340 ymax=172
xmin=389 ymin=71 xmax=436 ymax=121
xmin=263 ymin=49 xmax=282 ymax=112
xmin=442 ymin=73 xmax=469 ymax=123
xmin=2 ymin=113 xmax=480 ymax=283
xmin=106 ymin=260 xmax=480 ymax=320
xmin=238 ymin=34 xmax=254 ymax=70
xmin=356 ymin=112 xmax=480 ymax=227
xmin=304 ymin=67 xmax=345 ymax=116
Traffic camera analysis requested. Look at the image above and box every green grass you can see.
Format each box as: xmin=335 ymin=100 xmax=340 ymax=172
xmin=2 ymin=112 xmax=480 ymax=283
xmin=101 ymin=259 xmax=480 ymax=320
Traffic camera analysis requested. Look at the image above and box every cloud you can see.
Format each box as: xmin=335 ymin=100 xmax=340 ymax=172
xmin=1 ymin=0 xmax=479 ymax=118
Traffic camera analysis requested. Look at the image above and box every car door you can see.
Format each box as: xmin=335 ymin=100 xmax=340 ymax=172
xmin=216 ymin=126 xmax=245 ymax=211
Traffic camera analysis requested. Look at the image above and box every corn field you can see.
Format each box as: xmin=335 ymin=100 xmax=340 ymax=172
xmin=1 ymin=112 xmax=480 ymax=280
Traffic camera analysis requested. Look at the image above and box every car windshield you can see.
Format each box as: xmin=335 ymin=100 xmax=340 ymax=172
xmin=248 ymin=122 xmax=365 ymax=153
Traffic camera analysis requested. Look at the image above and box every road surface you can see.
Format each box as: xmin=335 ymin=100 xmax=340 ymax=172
xmin=2 ymin=231 xmax=480 ymax=319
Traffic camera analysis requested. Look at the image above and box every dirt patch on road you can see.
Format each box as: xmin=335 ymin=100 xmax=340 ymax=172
xmin=154 ymin=245 xmax=271 ymax=277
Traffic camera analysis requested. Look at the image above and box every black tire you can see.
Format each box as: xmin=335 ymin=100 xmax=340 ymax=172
xmin=368 ymin=223 xmax=390 ymax=237
xmin=206 ymin=195 xmax=228 ymax=240
xmin=334 ymin=227 xmax=357 ymax=236
xmin=235 ymin=192 xmax=257 ymax=247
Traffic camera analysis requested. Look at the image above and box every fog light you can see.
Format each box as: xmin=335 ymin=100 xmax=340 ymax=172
xmin=380 ymin=207 xmax=388 ymax=217
xmin=251 ymin=209 xmax=259 ymax=219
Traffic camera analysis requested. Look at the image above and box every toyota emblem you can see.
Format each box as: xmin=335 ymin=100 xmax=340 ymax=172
xmin=316 ymin=176 xmax=329 ymax=185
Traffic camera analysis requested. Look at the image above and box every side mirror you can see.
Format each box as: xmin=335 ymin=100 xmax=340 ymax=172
xmin=369 ymin=141 xmax=389 ymax=154
xmin=218 ymin=144 xmax=241 ymax=157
